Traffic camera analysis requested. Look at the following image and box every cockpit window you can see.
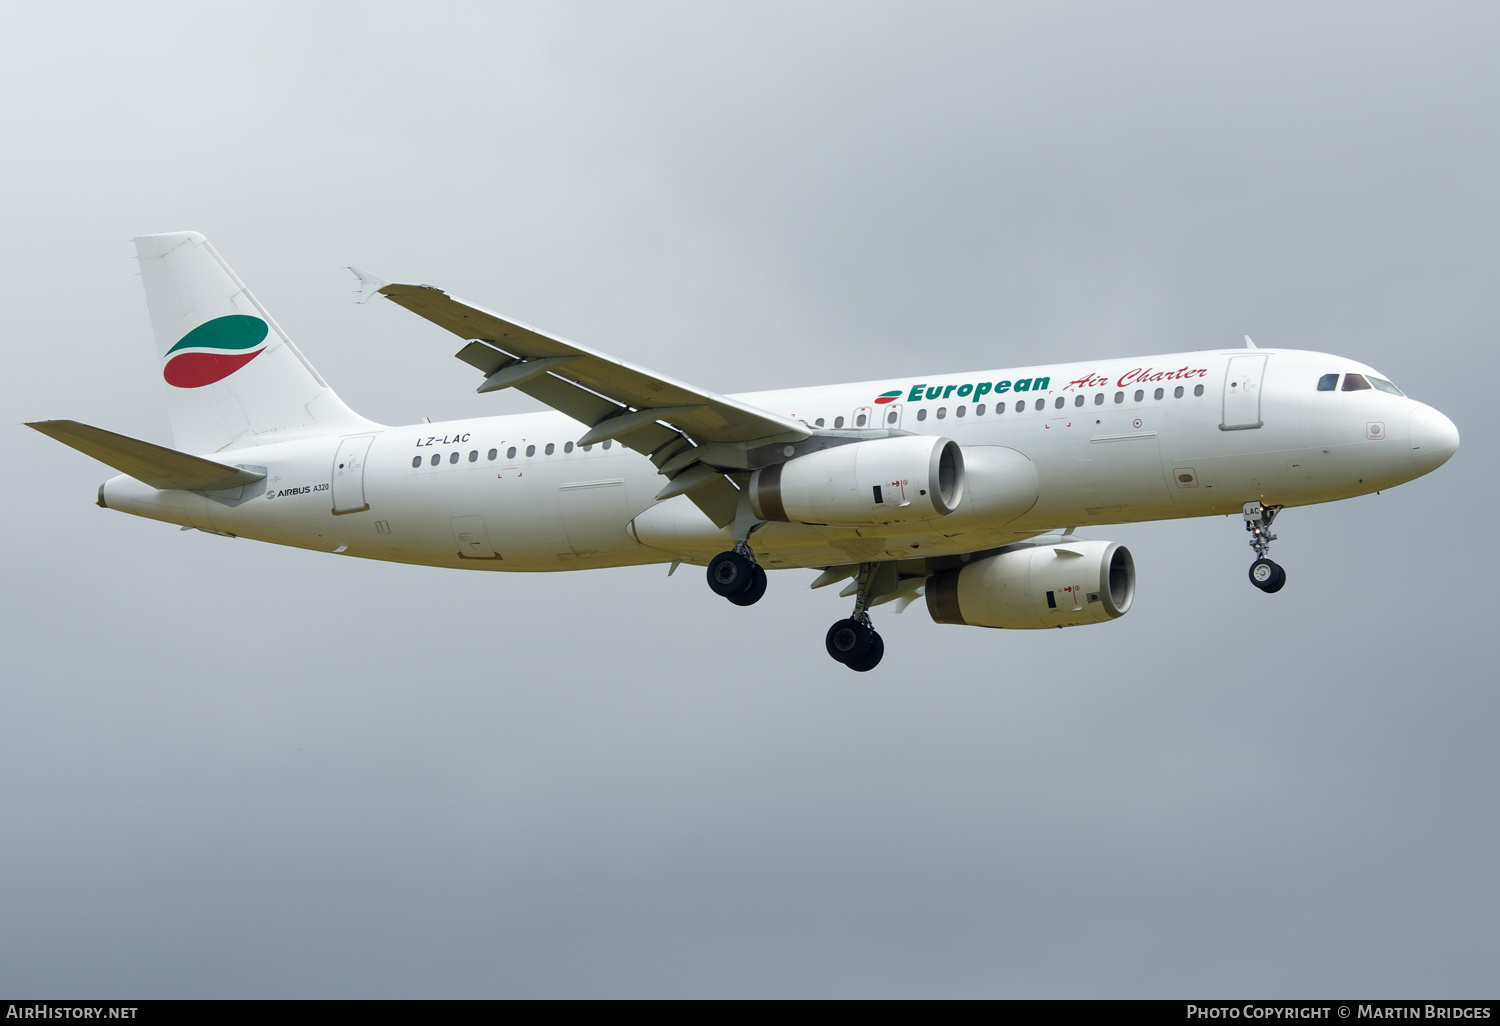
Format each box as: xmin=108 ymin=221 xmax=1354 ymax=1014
xmin=1317 ymin=373 xmax=1338 ymax=391
xmin=1368 ymin=375 xmax=1404 ymax=396
xmin=1342 ymin=373 xmax=1372 ymax=391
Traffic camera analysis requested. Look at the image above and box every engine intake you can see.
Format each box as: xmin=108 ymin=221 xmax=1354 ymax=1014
xmin=749 ymin=435 xmax=964 ymax=527
xmin=926 ymin=540 xmax=1135 ymax=629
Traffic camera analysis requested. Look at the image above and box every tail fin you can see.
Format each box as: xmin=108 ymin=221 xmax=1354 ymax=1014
xmin=134 ymin=232 xmax=374 ymax=454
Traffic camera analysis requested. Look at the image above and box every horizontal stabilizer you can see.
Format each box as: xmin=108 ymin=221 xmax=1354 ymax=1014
xmin=26 ymin=420 xmax=266 ymax=491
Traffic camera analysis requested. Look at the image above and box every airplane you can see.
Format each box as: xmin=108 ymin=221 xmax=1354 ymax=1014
xmin=28 ymin=232 xmax=1460 ymax=671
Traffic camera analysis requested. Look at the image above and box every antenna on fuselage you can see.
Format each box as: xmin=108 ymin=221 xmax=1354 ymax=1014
xmin=1244 ymin=335 xmax=1258 ymax=349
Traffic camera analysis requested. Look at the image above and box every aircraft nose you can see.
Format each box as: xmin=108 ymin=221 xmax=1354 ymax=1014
xmin=1409 ymin=403 xmax=1459 ymax=474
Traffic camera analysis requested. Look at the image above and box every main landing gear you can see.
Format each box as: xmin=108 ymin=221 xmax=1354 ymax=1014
xmin=706 ymin=545 xmax=767 ymax=606
xmin=1243 ymin=501 xmax=1287 ymax=594
xmin=825 ymin=564 xmax=885 ymax=672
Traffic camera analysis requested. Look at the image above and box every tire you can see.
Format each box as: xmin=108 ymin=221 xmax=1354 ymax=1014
xmin=727 ymin=564 xmax=768 ymax=606
xmin=844 ymin=632 xmax=884 ymax=672
xmin=1263 ymin=562 xmax=1287 ymax=594
xmin=825 ymin=618 xmax=872 ymax=664
xmin=707 ymin=550 xmax=753 ymax=597
xmin=1249 ymin=558 xmax=1280 ymax=591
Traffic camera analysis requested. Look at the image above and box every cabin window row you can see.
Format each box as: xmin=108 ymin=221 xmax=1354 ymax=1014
xmin=411 ymin=438 xmax=613 ymax=468
xmin=901 ymin=383 xmax=1206 ymax=422
xmin=812 ymin=413 xmax=882 ymax=429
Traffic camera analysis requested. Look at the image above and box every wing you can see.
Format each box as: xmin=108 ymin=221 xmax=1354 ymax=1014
xmin=27 ymin=420 xmax=266 ymax=491
xmin=369 ymin=279 xmax=813 ymax=527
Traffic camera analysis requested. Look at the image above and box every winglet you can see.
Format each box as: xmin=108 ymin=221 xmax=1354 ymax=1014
xmin=348 ymin=266 xmax=391 ymax=304
xmin=1244 ymin=335 xmax=1258 ymax=349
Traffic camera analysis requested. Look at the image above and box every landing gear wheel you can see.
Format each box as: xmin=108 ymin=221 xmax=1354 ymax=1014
xmin=1249 ymin=558 xmax=1286 ymax=593
xmin=707 ymin=550 xmax=754 ymax=597
xmin=844 ymin=632 xmax=884 ymax=672
xmin=826 ymin=618 xmax=873 ymax=664
xmin=1266 ymin=563 xmax=1286 ymax=593
xmin=727 ymin=564 xmax=768 ymax=606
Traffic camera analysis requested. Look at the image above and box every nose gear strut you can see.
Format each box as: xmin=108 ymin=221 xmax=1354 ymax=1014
xmin=1243 ymin=501 xmax=1287 ymax=593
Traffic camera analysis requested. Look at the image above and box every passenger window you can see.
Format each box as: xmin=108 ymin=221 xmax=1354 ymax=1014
xmin=1153 ymin=388 xmax=1164 ymax=400
xmin=1054 ymin=397 xmax=1065 ymax=409
xmin=936 ymin=407 xmax=947 ymax=419
xmin=1115 ymin=391 xmax=1124 ymax=403
xmin=1073 ymin=395 xmax=1084 ymax=407
xmin=526 ymin=444 xmax=535 ymax=457
xmin=564 ymin=441 xmax=574 ymax=453
xmin=1015 ymin=399 xmax=1026 ymax=412
xmin=1342 ymin=373 xmax=1372 ymax=391
xmin=582 ymin=444 xmax=593 ymax=452
xmin=1317 ymin=373 xmax=1339 ymax=391
xmin=975 ymin=403 xmax=986 ymax=416
xmin=430 ymin=454 xmax=440 ymax=466
xmin=545 ymin=443 xmax=555 ymax=455
xmin=815 ymin=418 xmax=825 ymax=427
xmin=603 ymin=440 xmax=612 ymax=449
xmin=1174 ymin=386 xmax=1183 ymax=398
xmin=834 ymin=416 xmax=845 ymax=428
xmin=411 ymin=456 xmax=422 ymax=468
xmin=449 ymin=452 xmax=459 ymax=464
xmin=886 ymin=409 xmax=898 ymax=424
xmin=487 ymin=448 xmax=497 ymax=460
xmin=996 ymin=402 xmax=1005 ymax=414
xmin=1369 ymin=376 xmax=1404 ymax=396
xmin=469 ymin=450 xmax=478 ymax=462
xmin=1094 ymin=393 xmax=1104 ymax=405
xmin=855 ymin=413 xmax=867 ymax=427
xmin=955 ymin=406 xmax=965 ymax=418
xmin=506 ymin=446 xmax=517 ymax=459
xmin=1194 ymin=384 xmax=1204 ymax=397
xmin=916 ymin=409 xmax=927 ymax=421
xmin=1134 ymin=389 xmax=1144 ymax=402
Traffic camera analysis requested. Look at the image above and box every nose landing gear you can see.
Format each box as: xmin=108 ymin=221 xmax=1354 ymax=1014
xmin=1243 ymin=501 xmax=1287 ymax=593
xmin=825 ymin=563 xmax=885 ymax=671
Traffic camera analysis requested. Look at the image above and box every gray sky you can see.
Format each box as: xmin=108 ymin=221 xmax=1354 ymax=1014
xmin=2 ymin=1 xmax=1495 ymax=997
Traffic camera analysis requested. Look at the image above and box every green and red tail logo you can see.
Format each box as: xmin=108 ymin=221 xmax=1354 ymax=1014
xmin=163 ymin=314 xmax=269 ymax=388
xmin=873 ymin=390 xmax=902 ymax=405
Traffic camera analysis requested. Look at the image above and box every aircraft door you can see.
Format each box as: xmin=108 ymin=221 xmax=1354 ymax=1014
xmin=332 ymin=435 xmax=374 ymax=514
xmin=1222 ymin=355 xmax=1268 ymax=430
xmin=851 ymin=406 xmax=873 ymax=429
xmin=1087 ymin=434 xmax=1174 ymax=512
xmin=877 ymin=402 xmax=903 ymax=429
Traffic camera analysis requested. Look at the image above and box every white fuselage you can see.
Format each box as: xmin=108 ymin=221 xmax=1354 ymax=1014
xmin=98 ymin=347 xmax=1456 ymax=572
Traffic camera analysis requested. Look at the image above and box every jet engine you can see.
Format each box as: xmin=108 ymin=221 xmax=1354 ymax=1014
xmin=926 ymin=539 xmax=1134 ymax=629
xmin=749 ymin=435 xmax=964 ymax=527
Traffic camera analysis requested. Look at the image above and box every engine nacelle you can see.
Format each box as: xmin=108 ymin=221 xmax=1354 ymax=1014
xmin=926 ymin=539 xmax=1135 ymax=629
xmin=749 ymin=435 xmax=964 ymax=527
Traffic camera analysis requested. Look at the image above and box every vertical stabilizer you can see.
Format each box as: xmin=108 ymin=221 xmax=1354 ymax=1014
xmin=134 ymin=232 xmax=375 ymax=454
